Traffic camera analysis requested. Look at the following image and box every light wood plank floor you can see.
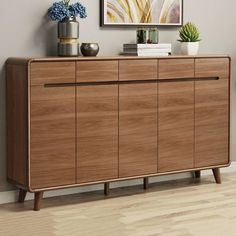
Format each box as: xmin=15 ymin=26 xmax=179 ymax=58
xmin=1 ymin=172 xmax=236 ymax=236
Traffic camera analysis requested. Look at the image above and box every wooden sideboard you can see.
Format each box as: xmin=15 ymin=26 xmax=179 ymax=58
xmin=6 ymin=55 xmax=231 ymax=211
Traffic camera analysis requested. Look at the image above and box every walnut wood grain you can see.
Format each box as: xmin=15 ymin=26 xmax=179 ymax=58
xmin=6 ymin=56 xmax=231 ymax=209
xmin=77 ymin=85 xmax=119 ymax=183
xmin=6 ymin=64 xmax=28 ymax=187
xmin=7 ymin=55 xmax=230 ymax=66
xmin=158 ymin=81 xmax=194 ymax=172
xmin=119 ymin=83 xmax=158 ymax=178
xmin=30 ymin=86 xmax=76 ymax=189
xmin=159 ymin=59 xmax=194 ymax=79
xmin=195 ymin=58 xmax=230 ymax=79
xmin=77 ymin=61 xmax=118 ymax=82
xmin=30 ymin=62 xmax=76 ymax=86
xmin=195 ymin=78 xmax=229 ymax=167
xmin=119 ymin=59 xmax=158 ymax=81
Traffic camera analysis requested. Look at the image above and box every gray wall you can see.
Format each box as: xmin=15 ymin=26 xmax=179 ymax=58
xmin=0 ymin=0 xmax=235 ymax=192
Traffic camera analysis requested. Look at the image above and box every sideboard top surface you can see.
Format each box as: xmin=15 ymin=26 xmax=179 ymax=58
xmin=6 ymin=55 xmax=231 ymax=66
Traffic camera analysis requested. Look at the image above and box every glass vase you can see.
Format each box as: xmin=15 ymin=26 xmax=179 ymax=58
xmin=148 ymin=28 xmax=159 ymax=44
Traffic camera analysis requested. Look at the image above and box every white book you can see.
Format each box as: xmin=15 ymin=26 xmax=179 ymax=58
xmin=121 ymin=51 xmax=170 ymax=56
xmin=124 ymin=48 xmax=171 ymax=53
xmin=124 ymin=43 xmax=172 ymax=49
xmin=138 ymin=52 xmax=169 ymax=56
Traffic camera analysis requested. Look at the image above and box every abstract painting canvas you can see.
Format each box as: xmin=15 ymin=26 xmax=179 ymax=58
xmin=100 ymin=0 xmax=182 ymax=26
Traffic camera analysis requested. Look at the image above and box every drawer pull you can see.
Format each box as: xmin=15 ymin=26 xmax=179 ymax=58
xmin=44 ymin=77 xmax=220 ymax=88
xmin=44 ymin=83 xmax=76 ymax=88
xmin=158 ymin=77 xmax=219 ymax=83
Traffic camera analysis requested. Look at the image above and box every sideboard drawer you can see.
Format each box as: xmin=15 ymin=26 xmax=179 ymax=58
xmin=31 ymin=62 xmax=76 ymax=86
xmin=195 ymin=58 xmax=230 ymax=79
xmin=119 ymin=60 xmax=157 ymax=81
xmin=159 ymin=59 xmax=194 ymax=79
xmin=77 ymin=61 xmax=118 ymax=82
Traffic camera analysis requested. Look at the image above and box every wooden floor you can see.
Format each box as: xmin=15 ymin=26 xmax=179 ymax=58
xmin=1 ymin=172 xmax=236 ymax=236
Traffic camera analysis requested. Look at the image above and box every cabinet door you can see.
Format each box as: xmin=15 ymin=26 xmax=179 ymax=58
xmin=119 ymin=83 xmax=158 ymax=178
xmin=77 ymin=85 xmax=118 ymax=183
xmin=195 ymin=58 xmax=230 ymax=167
xmin=158 ymin=82 xmax=194 ymax=172
xmin=30 ymin=86 xmax=76 ymax=189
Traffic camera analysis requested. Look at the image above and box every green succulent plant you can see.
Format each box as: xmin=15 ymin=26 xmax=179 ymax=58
xmin=178 ymin=22 xmax=201 ymax=42
xmin=64 ymin=0 xmax=71 ymax=7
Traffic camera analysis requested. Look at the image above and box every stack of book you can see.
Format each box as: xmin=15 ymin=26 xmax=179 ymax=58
xmin=122 ymin=44 xmax=171 ymax=56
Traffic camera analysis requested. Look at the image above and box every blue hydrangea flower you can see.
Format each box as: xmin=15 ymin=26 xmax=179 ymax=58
xmin=48 ymin=1 xmax=87 ymax=21
xmin=69 ymin=3 xmax=87 ymax=19
xmin=48 ymin=1 xmax=70 ymax=21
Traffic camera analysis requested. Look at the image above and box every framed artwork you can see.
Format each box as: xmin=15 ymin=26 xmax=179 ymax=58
xmin=100 ymin=0 xmax=183 ymax=27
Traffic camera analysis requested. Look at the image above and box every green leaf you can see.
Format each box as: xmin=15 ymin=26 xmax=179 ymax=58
xmin=178 ymin=22 xmax=201 ymax=42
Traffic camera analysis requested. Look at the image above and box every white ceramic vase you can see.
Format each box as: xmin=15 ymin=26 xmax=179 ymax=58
xmin=181 ymin=42 xmax=199 ymax=55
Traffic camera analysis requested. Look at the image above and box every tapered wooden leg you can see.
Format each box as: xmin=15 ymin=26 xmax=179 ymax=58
xmin=34 ymin=192 xmax=44 ymax=211
xmin=18 ymin=189 xmax=27 ymax=203
xmin=143 ymin=177 xmax=149 ymax=190
xmin=212 ymin=168 xmax=221 ymax=184
xmin=194 ymin=170 xmax=201 ymax=179
xmin=104 ymin=183 xmax=110 ymax=196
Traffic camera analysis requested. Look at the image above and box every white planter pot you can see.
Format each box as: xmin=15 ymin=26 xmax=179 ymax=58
xmin=181 ymin=42 xmax=199 ymax=55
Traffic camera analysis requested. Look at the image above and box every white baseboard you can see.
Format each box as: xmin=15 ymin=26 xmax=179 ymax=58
xmin=1 ymin=162 xmax=236 ymax=205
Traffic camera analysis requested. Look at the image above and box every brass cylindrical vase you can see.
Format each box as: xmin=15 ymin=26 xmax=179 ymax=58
xmin=58 ymin=17 xmax=79 ymax=57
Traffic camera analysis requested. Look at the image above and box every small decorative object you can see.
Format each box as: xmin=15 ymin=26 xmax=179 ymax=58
xmin=137 ymin=28 xmax=147 ymax=44
xmin=137 ymin=27 xmax=159 ymax=44
xmin=48 ymin=0 xmax=87 ymax=57
xmin=147 ymin=28 xmax=159 ymax=44
xmin=178 ymin=22 xmax=201 ymax=55
xmin=123 ymin=43 xmax=171 ymax=56
xmin=80 ymin=43 xmax=100 ymax=57
xmin=100 ymin=0 xmax=183 ymax=26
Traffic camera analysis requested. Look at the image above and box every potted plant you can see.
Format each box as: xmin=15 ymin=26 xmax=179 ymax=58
xmin=48 ymin=0 xmax=87 ymax=56
xmin=178 ymin=22 xmax=201 ymax=55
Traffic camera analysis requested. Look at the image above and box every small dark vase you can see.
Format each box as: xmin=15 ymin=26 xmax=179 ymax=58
xmin=80 ymin=43 xmax=99 ymax=57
